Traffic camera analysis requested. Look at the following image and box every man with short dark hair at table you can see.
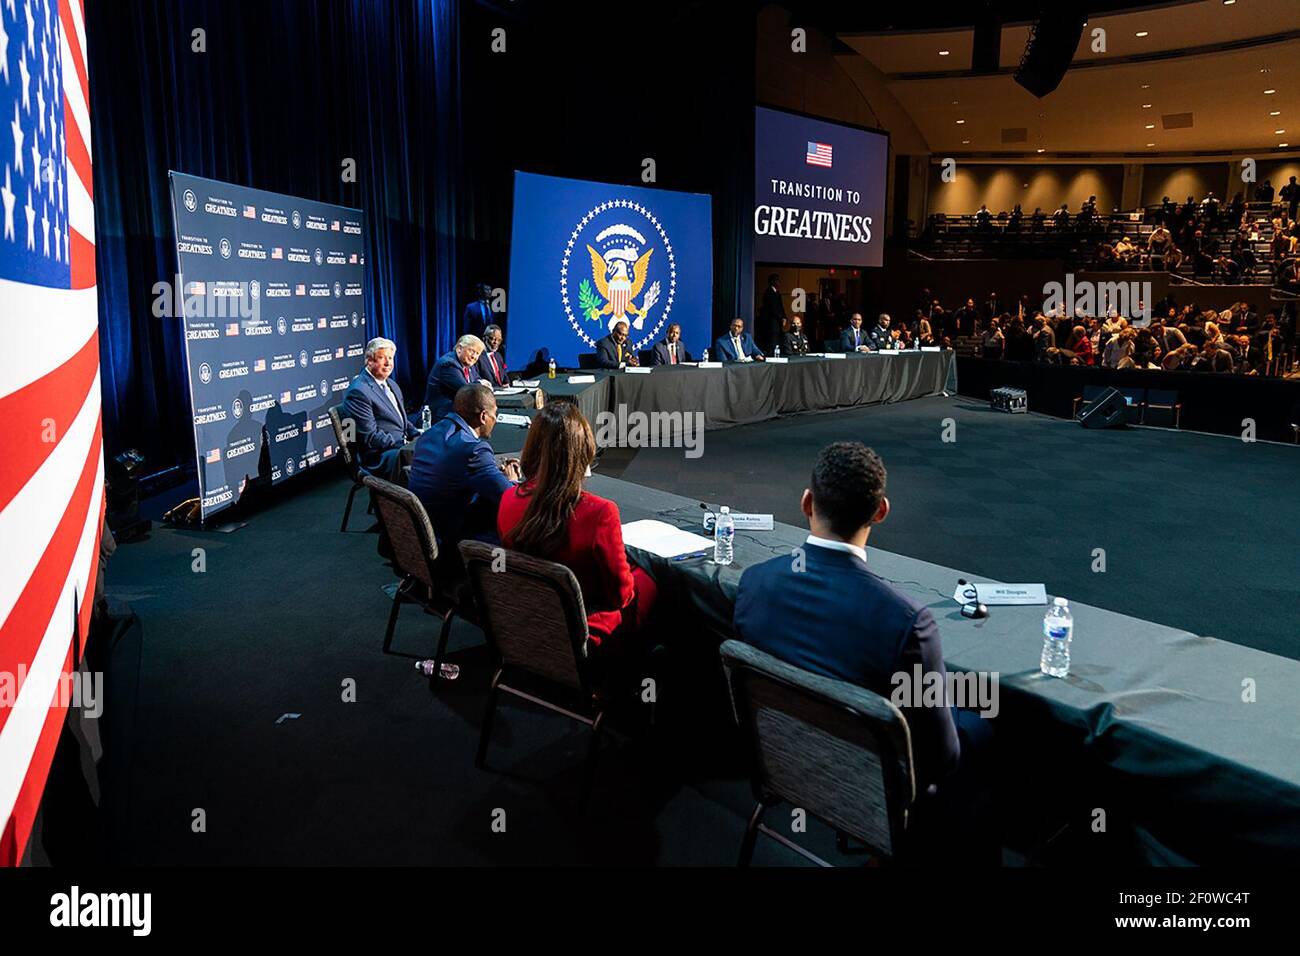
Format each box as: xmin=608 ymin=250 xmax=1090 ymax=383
xmin=596 ymin=320 xmax=639 ymax=368
xmin=867 ymin=312 xmax=895 ymax=351
xmin=476 ymin=324 xmax=510 ymax=387
xmin=423 ymin=334 xmax=485 ymax=421
xmin=731 ymin=442 xmax=993 ymax=854
xmin=341 ymin=336 xmax=419 ymax=480
xmin=839 ymin=312 xmax=871 ymax=352
xmin=714 ymin=317 xmax=765 ymax=362
xmin=408 ymin=385 xmax=520 ymax=549
xmin=652 ymin=322 xmax=692 ymax=365
xmin=783 ymin=315 xmax=810 ymax=355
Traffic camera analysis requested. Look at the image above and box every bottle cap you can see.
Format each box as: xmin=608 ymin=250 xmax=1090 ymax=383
xmin=720 ymin=506 xmax=730 ymax=513
xmin=1053 ymin=596 xmax=1068 ymax=606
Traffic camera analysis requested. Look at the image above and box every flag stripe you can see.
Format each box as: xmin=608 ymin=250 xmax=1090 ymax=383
xmin=64 ymin=97 xmax=94 ymax=202
xmin=0 ymin=418 xmax=102 ymax=737
xmin=70 ymin=227 xmax=95 ymax=289
xmin=0 ymin=371 xmax=100 ymax=636
xmin=0 ymin=328 xmax=98 ymax=512
xmin=58 ymin=0 xmax=92 ymax=135
xmin=0 ymin=284 xmax=99 ymax=398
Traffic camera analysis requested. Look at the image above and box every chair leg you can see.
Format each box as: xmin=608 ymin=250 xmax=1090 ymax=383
xmin=580 ymin=710 xmax=606 ymax=811
xmin=430 ymin=608 xmax=455 ymax=684
xmin=383 ymin=578 xmax=408 ymax=654
xmin=341 ymin=481 xmax=361 ymax=532
xmin=475 ymin=668 xmax=504 ymax=769
xmin=739 ymin=801 xmax=767 ymax=867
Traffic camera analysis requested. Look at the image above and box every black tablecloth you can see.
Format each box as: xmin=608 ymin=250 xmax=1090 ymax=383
xmin=586 ymin=473 xmax=1300 ymax=865
xmin=492 ymin=351 xmax=953 ymax=453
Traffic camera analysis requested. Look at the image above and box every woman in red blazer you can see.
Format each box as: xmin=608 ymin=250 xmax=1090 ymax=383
xmin=497 ymin=400 xmax=657 ymax=650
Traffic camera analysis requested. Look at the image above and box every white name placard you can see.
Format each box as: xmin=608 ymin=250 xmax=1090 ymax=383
xmin=952 ymin=582 xmax=1049 ymax=606
xmin=567 ymin=374 xmax=596 ymax=384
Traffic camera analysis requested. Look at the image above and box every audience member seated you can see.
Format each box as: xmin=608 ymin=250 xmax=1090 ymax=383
xmin=714 ymin=317 xmax=765 ymax=362
xmin=342 ymin=336 xmax=419 ymax=480
xmin=981 ymin=317 xmax=1005 ymax=360
xmin=1062 ymin=325 xmax=1094 ymax=365
xmin=408 ymin=385 xmax=520 ymax=548
xmin=475 ymin=324 xmax=511 ymax=388
xmin=1162 ymin=342 xmax=1199 ymax=370
xmin=497 ymin=400 xmax=658 ymax=659
xmin=839 ymin=313 xmax=872 ymax=352
xmin=651 ymin=322 xmax=692 ymax=365
xmin=423 ymin=334 xmax=484 ymax=420
xmin=596 ymin=320 xmax=640 ymax=369
xmin=1102 ymin=327 xmax=1137 ymax=369
xmin=783 ymin=315 xmax=810 ymax=355
xmin=731 ymin=442 xmax=993 ymax=850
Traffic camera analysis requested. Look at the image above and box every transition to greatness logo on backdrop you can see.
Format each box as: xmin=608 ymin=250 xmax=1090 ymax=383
xmin=560 ymin=199 xmax=677 ymax=351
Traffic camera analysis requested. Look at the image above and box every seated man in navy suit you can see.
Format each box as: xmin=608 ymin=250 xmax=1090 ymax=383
xmin=839 ymin=313 xmax=872 ymax=353
xmin=423 ymin=334 xmax=484 ymax=421
xmin=595 ymin=320 xmax=639 ymax=369
xmin=713 ymin=317 xmax=765 ymax=362
xmin=651 ymin=322 xmax=692 ymax=365
xmin=732 ymin=442 xmax=993 ymax=851
xmin=408 ymin=384 xmax=520 ymax=548
xmin=476 ymin=324 xmax=511 ymax=387
xmin=340 ymin=337 xmax=419 ymax=480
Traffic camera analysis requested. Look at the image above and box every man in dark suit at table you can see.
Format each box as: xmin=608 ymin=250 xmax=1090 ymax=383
xmin=341 ymin=336 xmax=419 ymax=480
xmin=408 ymin=385 xmax=520 ymax=548
xmin=867 ymin=312 xmax=896 ymax=351
xmin=651 ymin=322 xmax=692 ymax=365
xmin=783 ymin=315 xmax=810 ymax=355
xmin=758 ymin=273 xmax=786 ymax=353
xmin=476 ymin=324 xmax=510 ymax=387
xmin=839 ymin=313 xmax=872 ymax=352
xmin=423 ymin=334 xmax=485 ymax=421
xmin=732 ymin=442 xmax=992 ymax=850
xmin=596 ymin=320 xmax=639 ymax=368
xmin=462 ymin=283 xmax=495 ymax=337
xmin=713 ymin=317 xmax=765 ymax=363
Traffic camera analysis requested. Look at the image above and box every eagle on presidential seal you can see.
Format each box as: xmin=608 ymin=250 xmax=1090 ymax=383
xmin=577 ymin=224 xmax=661 ymax=334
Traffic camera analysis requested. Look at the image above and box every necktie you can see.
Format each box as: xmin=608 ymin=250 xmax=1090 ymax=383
xmin=617 ymin=343 xmax=623 ymax=364
xmin=669 ymin=344 xmax=676 ymax=364
xmin=381 ymin=380 xmax=403 ymax=421
xmin=733 ymin=336 xmax=742 ymax=359
xmin=489 ymin=352 xmax=501 ymax=384
xmin=462 ymin=364 xmax=470 ymax=383
xmin=854 ymin=329 xmax=859 ymax=346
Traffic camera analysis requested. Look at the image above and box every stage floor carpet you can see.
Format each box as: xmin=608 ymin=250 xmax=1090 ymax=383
xmin=96 ymin=396 xmax=1297 ymax=865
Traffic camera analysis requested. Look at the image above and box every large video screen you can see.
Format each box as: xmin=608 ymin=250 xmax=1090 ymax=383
xmin=753 ymin=106 xmax=888 ymax=267
xmin=507 ymin=172 xmax=713 ymax=368
xmin=169 ymin=172 xmax=367 ymax=520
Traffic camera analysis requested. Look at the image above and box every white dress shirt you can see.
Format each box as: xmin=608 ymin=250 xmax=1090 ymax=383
xmin=367 ymin=369 xmax=405 ymax=421
xmin=805 ymin=534 xmax=867 ymax=563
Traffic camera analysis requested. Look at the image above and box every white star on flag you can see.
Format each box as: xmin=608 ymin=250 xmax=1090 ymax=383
xmin=24 ymin=0 xmax=34 ymax=54
xmin=0 ymin=165 xmax=14 ymax=240
xmin=19 ymin=49 xmax=30 ymax=110
xmin=0 ymin=15 xmax=10 ymax=83
xmin=36 ymin=78 xmax=44 ymax=135
xmin=23 ymin=182 xmax=34 ymax=248
xmin=39 ymin=198 xmax=46 ymax=254
xmin=10 ymin=104 xmax=23 ymax=174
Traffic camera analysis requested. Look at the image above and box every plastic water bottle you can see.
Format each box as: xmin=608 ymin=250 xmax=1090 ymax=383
xmin=419 ymin=405 xmax=431 ymax=430
xmin=548 ymin=358 xmax=556 ymax=379
xmin=713 ymin=506 xmax=735 ymax=566
xmin=702 ymin=348 xmax=709 ymax=363
xmin=1040 ymin=597 xmax=1073 ymax=678
xmin=774 ymin=344 xmax=781 ymax=358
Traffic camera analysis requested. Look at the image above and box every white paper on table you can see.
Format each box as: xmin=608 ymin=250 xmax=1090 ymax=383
xmin=567 ymin=374 xmax=596 ymax=384
xmin=496 ymin=413 xmax=532 ymax=427
xmin=621 ymin=520 xmax=716 ymax=558
xmin=494 ymin=386 xmax=525 ymax=395
xmin=625 ymin=366 xmax=652 ymax=374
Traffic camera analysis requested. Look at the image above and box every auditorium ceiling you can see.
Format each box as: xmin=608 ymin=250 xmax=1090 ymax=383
xmin=831 ymin=0 xmax=1300 ymax=155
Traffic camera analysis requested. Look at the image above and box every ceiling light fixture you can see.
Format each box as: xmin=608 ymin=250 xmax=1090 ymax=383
xmin=1270 ymin=110 xmax=1281 ymax=116
xmin=1135 ymin=31 xmax=1149 ymax=37
xmin=956 ymin=119 xmax=965 ymax=124
xmin=1275 ymin=129 xmax=1286 ymax=135
xmin=939 ymin=50 xmax=950 ymax=56
xmin=1264 ymin=89 xmax=1277 ymax=95
xmin=1146 ymin=143 xmax=1156 ymax=147
xmin=1145 ymin=124 xmax=1155 ymax=129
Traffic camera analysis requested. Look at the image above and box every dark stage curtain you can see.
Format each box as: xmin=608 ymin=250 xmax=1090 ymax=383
xmin=87 ymin=0 xmax=464 ymax=468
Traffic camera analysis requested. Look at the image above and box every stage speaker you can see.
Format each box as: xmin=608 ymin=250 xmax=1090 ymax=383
xmin=1078 ymin=387 xmax=1128 ymax=429
xmin=1014 ymin=4 xmax=1087 ymax=99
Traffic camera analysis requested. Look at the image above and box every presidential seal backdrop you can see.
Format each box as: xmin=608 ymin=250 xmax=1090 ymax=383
xmin=507 ymin=172 xmax=713 ymax=369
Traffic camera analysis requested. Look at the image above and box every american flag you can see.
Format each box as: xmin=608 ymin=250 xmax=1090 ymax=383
xmin=806 ymin=141 xmax=833 ymax=168
xmin=0 ymin=0 xmax=99 ymax=865
xmin=271 ymin=246 xmax=282 ymax=259
xmin=242 ymin=204 xmax=255 ymax=219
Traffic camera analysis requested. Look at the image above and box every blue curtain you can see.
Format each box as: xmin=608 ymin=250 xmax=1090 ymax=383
xmin=86 ymin=0 xmax=462 ymax=468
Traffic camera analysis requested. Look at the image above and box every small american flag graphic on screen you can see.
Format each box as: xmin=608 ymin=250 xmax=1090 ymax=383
xmin=806 ymin=141 xmax=833 ymax=168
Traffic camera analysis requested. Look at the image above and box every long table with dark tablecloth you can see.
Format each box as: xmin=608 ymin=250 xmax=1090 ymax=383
xmin=498 ymin=350 xmax=954 ymax=434
xmin=578 ymin=473 xmax=1300 ymax=865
